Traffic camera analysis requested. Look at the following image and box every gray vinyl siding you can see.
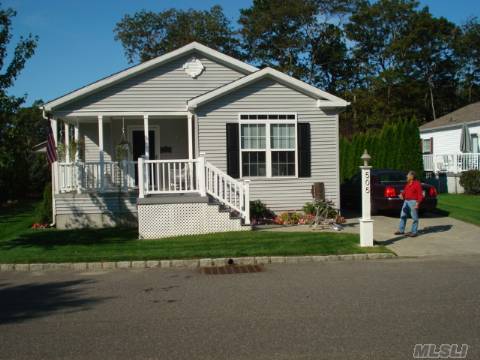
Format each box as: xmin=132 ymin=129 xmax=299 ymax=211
xmin=80 ymin=122 xmax=113 ymax=162
xmin=55 ymin=52 xmax=245 ymax=113
xmin=196 ymin=78 xmax=340 ymax=212
xmin=81 ymin=118 xmax=189 ymax=162
xmin=55 ymin=193 xmax=137 ymax=215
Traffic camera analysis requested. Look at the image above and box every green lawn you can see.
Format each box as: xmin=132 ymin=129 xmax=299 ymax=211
xmin=437 ymin=194 xmax=480 ymax=227
xmin=0 ymin=201 xmax=389 ymax=264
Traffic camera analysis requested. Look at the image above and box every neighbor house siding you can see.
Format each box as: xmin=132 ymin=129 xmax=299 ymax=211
xmin=196 ymin=78 xmax=339 ymax=212
xmin=55 ymin=52 xmax=246 ymax=114
xmin=420 ymin=124 xmax=480 ymax=154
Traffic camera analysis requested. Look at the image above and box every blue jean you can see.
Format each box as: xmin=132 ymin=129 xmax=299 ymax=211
xmin=399 ymin=200 xmax=419 ymax=234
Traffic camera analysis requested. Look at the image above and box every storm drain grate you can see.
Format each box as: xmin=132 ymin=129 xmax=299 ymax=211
xmin=200 ymin=264 xmax=265 ymax=275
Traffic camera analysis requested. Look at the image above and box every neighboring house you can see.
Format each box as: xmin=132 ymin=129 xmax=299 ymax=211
xmin=420 ymin=102 xmax=480 ymax=193
xmin=41 ymin=42 xmax=348 ymax=238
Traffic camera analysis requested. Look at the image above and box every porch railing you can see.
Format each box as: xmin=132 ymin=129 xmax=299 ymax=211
xmin=141 ymin=159 xmax=198 ymax=195
xmin=138 ymin=154 xmax=250 ymax=224
xmin=57 ymin=160 xmax=137 ymax=193
xmin=423 ymin=153 xmax=480 ymax=173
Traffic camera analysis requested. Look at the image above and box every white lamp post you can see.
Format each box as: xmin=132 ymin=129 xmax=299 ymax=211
xmin=359 ymin=149 xmax=374 ymax=247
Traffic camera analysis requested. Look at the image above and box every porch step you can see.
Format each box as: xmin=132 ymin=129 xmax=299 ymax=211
xmin=138 ymin=194 xmax=250 ymax=239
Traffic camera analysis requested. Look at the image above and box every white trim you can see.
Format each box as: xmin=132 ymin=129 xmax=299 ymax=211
xmin=187 ymin=111 xmax=194 ymax=160
xmin=237 ymin=113 xmax=298 ymax=179
xmin=187 ymin=67 xmax=349 ymax=110
xmin=55 ymin=111 xmax=190 ymax=118
xmin=64 ymin=122 xmax=70 ymax=163
xmin=127 ymin=125 xmax=161 ymax=161
xmin=144 ymin=115 xmax=150 ymax=160
xmin=42 ymin=42 xmax=258 ymax=111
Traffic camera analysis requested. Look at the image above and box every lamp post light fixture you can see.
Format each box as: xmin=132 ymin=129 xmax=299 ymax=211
xmin=359 ymin=149 xmax=374 ymax=247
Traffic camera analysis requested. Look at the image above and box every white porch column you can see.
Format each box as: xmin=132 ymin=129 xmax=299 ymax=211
xmin=51 ymin=118 xmax=59 ymax=195
xmin=198 ymin=152 xmax=206 ymax=196
xmin=98 ymin=115 xmax=105 ymax=191
xmin=64 ymin=121 xmax=70 ymax=163
xmin=74 ymin=120 xmax=79 ymax=161
xmin=143 ymin=114 xmax=150 ymax=159
xmin=187 ymin=112 xmax=194 ymax=159
xmin=74 ymin=120 xmax=81 ymax=193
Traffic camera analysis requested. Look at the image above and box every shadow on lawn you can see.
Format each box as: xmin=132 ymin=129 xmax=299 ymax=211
xmin=1 ymin=227 xmax=138 ymax=250
xmin=0 ymin=279 xmax=112 ymax=324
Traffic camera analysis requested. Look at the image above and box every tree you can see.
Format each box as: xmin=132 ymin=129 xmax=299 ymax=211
xmin=0 ymin=5 xmax=38 ymax=201
xmin=114 ymin=6 xmax=239 ymax=63
xmin=456 ymin=18 xmax=480 ymax=103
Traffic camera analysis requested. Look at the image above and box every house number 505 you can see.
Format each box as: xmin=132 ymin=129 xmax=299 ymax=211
xmin=365 ymin=172 xmax=370 ymax=194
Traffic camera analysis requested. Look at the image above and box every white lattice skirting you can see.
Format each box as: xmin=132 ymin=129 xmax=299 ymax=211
xmin=138 ymin=202 xmax=249 ymax=239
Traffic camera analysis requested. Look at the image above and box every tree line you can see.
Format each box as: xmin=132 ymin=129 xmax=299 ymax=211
xmin=340 ymin=118 xmax=424 ymax=183
xmin=114 ymin=0 xmax=480 ymax=135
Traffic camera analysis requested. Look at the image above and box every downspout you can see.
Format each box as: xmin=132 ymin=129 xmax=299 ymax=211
xmin=42 ymin=107 xmax=56 ymax=227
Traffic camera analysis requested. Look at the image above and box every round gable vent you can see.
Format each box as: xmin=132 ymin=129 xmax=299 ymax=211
xmin=183 ymin=58 xmax=205 ymax=79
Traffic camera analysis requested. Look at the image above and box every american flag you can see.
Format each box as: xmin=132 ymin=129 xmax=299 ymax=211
xmin=47 ymin=123 xmax=57 ymax=164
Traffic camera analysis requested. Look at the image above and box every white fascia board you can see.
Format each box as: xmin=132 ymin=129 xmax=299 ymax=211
xmin=187 ymin=67 xmax=349 ymax=110
xmin=42 ymin=42 xmax=258 ymax=112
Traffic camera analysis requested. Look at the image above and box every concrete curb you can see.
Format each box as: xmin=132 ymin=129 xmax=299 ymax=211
xmin=0 ymin=253 xmax=395 ymax=272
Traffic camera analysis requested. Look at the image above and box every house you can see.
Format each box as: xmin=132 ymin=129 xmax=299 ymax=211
xmin=41 ymin=42 xmax=349 ymax=238
xmin=420 ymin=102 xmax=480 ymax=193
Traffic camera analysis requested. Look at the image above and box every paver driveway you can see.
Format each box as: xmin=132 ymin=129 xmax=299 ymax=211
xmin=259 ymin=212 xmax=480 ymax=257
xmin=343 ymin=212 xmax=480 ymax=257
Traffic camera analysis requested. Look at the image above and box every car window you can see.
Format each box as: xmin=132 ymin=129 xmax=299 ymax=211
xmin=378 ymin=172 xmax=406 ymax=183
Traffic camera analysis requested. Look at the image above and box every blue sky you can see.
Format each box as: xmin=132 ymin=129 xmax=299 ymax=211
xmin=3 ymin=0 xmax=480 ymax=106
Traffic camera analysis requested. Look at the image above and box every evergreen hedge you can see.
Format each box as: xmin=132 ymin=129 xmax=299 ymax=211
xmin=340 ymin=118 xmax=424 ymax=183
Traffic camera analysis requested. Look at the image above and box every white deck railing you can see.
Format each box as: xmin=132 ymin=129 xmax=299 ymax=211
xmin=423 ymin=153 xmax=480 ymax=173
xmin=57 ymin=161 xmax=137 ymax=193
xmin=137 ymin=154 xmax=250 ymax=224
xmin=141 ymin=159 xmax=198 ymax=195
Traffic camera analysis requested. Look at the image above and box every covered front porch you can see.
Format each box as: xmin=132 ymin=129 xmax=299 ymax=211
xmin=51 ymin=112 xmax=195 ymax=194
xmin=49 ymin=112 xmax=251 ymax=227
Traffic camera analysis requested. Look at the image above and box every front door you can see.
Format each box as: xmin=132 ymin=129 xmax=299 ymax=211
xmin=132 ymin=130 xmax=156 ymax=185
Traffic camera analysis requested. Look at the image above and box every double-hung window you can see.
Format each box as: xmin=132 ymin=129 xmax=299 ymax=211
xmin=239 ymin=114 xmax=297 ymax=178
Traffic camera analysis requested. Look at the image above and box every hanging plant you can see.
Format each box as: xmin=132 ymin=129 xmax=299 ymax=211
xmin=116 ymin=117 xmax=130 ymax=161
xmin=56 ymin=143 xmax=66 ymax=162
xmin=68 ymin=140 xmax=78 ymax=162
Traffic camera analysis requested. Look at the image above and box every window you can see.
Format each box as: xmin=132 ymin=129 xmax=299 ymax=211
xmin=239 ymin=114 xmax=297 ymax=177
xmin=422 ymin=138 xmax=433 ymax=154
xmin=472 ymin=134 xmax=479 ymax=153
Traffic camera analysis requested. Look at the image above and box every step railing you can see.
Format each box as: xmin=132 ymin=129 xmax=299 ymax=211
xmin=138 ymin=153 xmax=250 ymax=224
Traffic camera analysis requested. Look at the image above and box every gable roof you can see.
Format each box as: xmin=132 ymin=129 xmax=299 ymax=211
xmin=187 ymin=67 xmax=349 ymax=110
xmin=42 ymin=42 xmax=258 ymax=112
xmin=420 ymin=102 xmax=480 ymax=131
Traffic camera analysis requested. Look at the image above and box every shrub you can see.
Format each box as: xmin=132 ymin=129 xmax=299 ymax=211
xmin=460 ymin=170 xmax=480 ymax=194
xmin=302 ymin=202 xmax=316 ymax=215
xmin=35 ymin=183 xmax=52 ymax=224
xmin=249 ymin=200 xmax=274 ymax=221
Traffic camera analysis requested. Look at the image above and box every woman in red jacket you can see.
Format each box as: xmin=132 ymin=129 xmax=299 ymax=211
xmin=394 ymin=171 xmax=423 ymax=237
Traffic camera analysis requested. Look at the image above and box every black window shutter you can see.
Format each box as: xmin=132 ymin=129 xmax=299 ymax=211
xmin=298 ymin=123 xmax=311 ymax=177
xmin=226 ymin=123 xmax=240 ymax=178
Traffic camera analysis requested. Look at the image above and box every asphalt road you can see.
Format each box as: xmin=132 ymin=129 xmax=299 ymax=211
xmin=1 ymin=257 xmax=479 ymax=360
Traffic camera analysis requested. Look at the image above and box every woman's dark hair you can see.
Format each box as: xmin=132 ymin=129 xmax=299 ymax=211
xmin=408 ymin=170 xmax=417 ymax=179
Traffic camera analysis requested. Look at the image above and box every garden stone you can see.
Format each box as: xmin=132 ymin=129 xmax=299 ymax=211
xmin=146 ymin=260 xmax=159 ymax=268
